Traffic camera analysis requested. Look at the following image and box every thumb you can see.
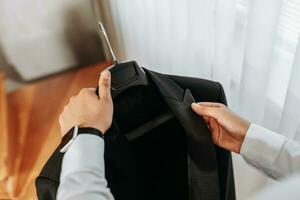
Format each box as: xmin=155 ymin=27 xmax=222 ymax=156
xmin=98 ymin=70 xmax=112 ymax=100
xmin=191 ymin=103 xmax=218 ymax=119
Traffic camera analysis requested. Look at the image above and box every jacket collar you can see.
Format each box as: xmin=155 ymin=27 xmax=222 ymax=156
xmin=144 ymin=68 xmax=216 ymax=148
xmin=145 ymin=69 xmax=220 ymax=199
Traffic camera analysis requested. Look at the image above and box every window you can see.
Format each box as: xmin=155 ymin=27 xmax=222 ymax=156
xmin=267 ymin=0 xmax=300 ymax=108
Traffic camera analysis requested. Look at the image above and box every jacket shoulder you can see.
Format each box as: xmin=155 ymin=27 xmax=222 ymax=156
xmin=167 ymin=74 xmax=227 ymax=105
xmin=35 ymin=176 xmax=59 ymax=200
xmin=35 ymin=146 xmax=62 ymax=199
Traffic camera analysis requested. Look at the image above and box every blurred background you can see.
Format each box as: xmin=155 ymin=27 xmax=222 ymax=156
xmin=1 ymin=0 xmax=300 ymax=199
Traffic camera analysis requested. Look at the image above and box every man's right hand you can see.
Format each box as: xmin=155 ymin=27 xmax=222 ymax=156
xmin=191 ymin=102 xmax=250 ymax=154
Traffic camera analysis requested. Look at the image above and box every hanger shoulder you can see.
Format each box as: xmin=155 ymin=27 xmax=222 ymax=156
xmin=110 ymin=61 xmax=148 ymax=97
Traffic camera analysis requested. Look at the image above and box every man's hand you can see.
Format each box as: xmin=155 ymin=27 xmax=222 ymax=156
xmin=191 ymin=102 xmax=250 ymax=153
xmin=59 ymin=70 xmax=113 ymax=136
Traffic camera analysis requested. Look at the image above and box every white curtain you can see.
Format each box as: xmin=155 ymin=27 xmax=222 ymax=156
xmin=97 ymin=0 xmax=300 ymax=199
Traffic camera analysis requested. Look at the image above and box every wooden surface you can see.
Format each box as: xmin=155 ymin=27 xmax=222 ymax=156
xmin=0 ymin=72 xmax=9 ymax=199
xmin=1 ymin=62 xmax=110 ymax=199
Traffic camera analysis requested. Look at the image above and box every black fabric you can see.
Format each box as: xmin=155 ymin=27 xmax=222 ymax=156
xmin=77 ymin=127 xmax=104 ymax=138
xmin=35 ymin=69 xmax=235 ymax=200
xmin=165 ymin=89 xmax=219 ymax=200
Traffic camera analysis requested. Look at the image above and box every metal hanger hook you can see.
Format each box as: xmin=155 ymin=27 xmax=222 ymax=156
xmin=98 ymin=22 xmax=118 ymax=64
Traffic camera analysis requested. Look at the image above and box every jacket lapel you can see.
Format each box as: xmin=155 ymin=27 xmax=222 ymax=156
xmin=145 ymin=69 xmax=220 ymax=200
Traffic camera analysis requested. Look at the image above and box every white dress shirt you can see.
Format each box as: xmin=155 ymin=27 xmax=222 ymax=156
xmin=57 ymin=123 xmax=300 ymax=200
xmin=57 ymin=134 xmax=114 ymax=200
xmin=241 ymin=123 xmax=300 ymax=180
xmin=241 ymin=123 xmax=300 ymax=200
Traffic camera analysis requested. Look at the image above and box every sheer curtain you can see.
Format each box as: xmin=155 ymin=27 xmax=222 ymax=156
xmin=96 ymin=0 xmax=300 ymax=199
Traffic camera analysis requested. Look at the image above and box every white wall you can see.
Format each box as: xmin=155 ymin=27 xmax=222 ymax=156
xmin=0 ymin=0 xmax=104 ymax=81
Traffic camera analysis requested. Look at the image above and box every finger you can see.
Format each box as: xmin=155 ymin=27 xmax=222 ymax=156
xmin=99 ymin=70 xmax=112 ymax=100
xmin=83 ymin=88 xmax=98 ymax=98
xmin=191 ymin=103 xmax=219 ymax=119
xmin=58 ymin=114 xmax=64 ymax=125
xmin=79 ymin=88 xmax=88 ymax=94
xmin=78 ymin=88 xmax=98 ymax=102
xmin=61 ymin=106 xmax=75 ymax=123
xmin=210 ymin=117 xmax=220 ymax=145
xmin=196 ymin=102 xmax=227 ymax=108
xmin=86 ymin=87 xmax=96 ymax=91
xmin=203 ymin=116 xmax=210 ymax=124
xmin=69 ymin=96 xmax=76 ymax=105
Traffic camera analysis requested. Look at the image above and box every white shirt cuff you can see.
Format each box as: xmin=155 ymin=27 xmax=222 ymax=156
xmin=60 ymin=134 xmax=105 ymax=178
xmin=240 ymin=123 xmax=286 ymax=179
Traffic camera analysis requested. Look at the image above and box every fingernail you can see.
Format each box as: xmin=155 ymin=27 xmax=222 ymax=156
xmin=197 ymin=102 xmax=206 ymax=105
xmin=191 ymin=103 xmax=198 ymax=107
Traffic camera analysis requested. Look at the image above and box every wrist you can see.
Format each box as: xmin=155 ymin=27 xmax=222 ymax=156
xmin=236 ymin=120 xmax=250 ymax=153
xmin=60 ymin=126 xmax=104 ymax=153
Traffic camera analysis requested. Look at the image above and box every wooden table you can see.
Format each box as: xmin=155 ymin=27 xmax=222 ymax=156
xmin=1 ymin=62 xmax=110 ymax=199
xmin=0 ymin=72 xmax=9 ymax=199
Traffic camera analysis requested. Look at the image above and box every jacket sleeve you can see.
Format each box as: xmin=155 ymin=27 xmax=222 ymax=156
xmin=240 ymin=123 xmax=300 ymax=180
xmin=57 ymin=134 xmax=114 ymax=200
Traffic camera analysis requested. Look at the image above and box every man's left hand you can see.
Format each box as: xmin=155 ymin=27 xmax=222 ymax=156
xmin=59 ymin=70 xmax=113 ymax=136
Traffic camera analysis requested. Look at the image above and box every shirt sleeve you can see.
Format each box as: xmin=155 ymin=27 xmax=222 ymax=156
xmin=247 ymin=173 xmax=300 ymax=200
xmin=240 ymin=123 xmax=300 ymax=180
xmin=57 ymin=134 xmax=114 ymax=200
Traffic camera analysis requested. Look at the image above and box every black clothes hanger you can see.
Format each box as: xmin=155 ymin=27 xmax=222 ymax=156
xmin=97 ymin=22 xmax=173 ymax=139
xmin=98 ymin=23 xmax=148 ymax=98
xmin=109 ymin=60 xmax=149 ymax=98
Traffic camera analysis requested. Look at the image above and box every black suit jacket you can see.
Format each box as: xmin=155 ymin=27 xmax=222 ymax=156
xmin=36 ymin=69 xmax=235 ymax=200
